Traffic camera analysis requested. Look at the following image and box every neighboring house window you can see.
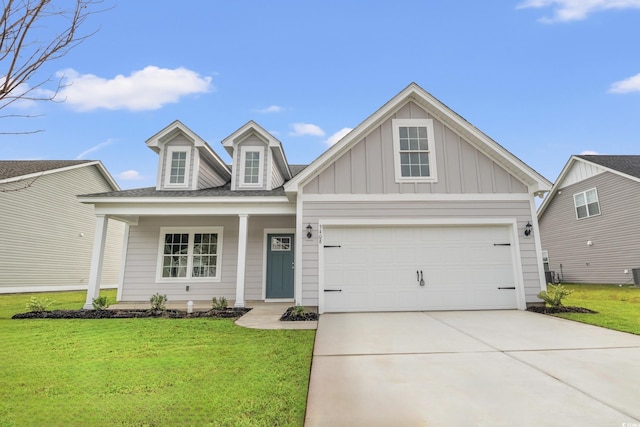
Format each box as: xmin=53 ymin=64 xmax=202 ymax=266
xmin=164 ymin=147 xmax=191 ymax=188
xmin=157 ymin=227 xmax=223 ymax=281
xmin=574 ymin=188 xmax=600 ymax=219
xmin=541 ymin=250 xmax=550 ymax=272
xmin=392 ymin=118 xmax=437 ymax=182
xmin=239 ymin=146 xmax=264 ymax=188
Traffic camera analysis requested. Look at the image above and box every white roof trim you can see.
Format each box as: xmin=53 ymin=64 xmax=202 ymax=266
xmin=284 ymin=82 xmax=551 ymax=194
xmin=0 ymin=160 xmax=120 ymax=191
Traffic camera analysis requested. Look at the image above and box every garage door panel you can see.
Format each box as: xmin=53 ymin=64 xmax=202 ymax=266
xmin=323 ymin=225 xmax=518 ymax=312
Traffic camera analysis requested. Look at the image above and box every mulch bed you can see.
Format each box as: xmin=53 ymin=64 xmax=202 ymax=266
xmin=527 ymin=306 xmax=597 ymax=314
xmin=279 ymin=306 xmax=319 ymax=321
xmin=12 ymin=308 xmax=251 ymax=319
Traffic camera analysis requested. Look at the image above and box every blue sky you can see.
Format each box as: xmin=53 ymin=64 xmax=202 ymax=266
xmin=3 ymin=0 xmax=640 ymax=189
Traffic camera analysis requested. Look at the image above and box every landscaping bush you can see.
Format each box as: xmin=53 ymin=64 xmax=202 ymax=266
xmin=25 ymin=296 xmax=54 ymax=312
xmin=212 ymin=296 xmax=228 ymax=310
xmin=150 ymin=293 xmax=167 ymax=311
xmin=537 ymin=283 xmax=573 ymax=308
xmin=92 ymin=295 xmax=110 ymax=310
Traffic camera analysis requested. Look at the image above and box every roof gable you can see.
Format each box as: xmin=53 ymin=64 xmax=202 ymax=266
xmin=284 ymin=83 xmax=551 ymax=194
xmin=538 ymin=154 xmax=640 ymax=217
xmin=221 ymin=120 xmax=292 ymax=181
xmin=0 ymin=160 xmax=119 ymax=190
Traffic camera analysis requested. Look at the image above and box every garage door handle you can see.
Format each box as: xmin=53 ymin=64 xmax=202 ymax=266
xmin=324 ymin=289 xmax=342 ymax=292
xmin=498 ymin=287 xmax=516 ymax=290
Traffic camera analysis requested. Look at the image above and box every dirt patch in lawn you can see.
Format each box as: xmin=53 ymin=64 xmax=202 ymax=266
xmin=12 ymin=308 xmax=251 ymax=319
xmin=527 ymin=306 xmax=597 ymax=315
xmin=280 ymin=306 xmax=319 ymax=321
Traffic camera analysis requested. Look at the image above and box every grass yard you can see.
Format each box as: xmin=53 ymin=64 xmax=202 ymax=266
xmin=550 ymin=283 xmax=640 ymax=335
xmin=0 ymin=290 xmax=316 ymax=427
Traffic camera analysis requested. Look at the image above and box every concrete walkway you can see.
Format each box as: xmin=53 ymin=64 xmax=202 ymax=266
xmin=305 ymin=310 xmax=640 ymax=426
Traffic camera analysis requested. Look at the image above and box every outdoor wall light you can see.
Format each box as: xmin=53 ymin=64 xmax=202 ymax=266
xmin=306 ymin=224 xmax=313 ymax=239
xmin=524 ymin=222 xmax=532 ymax=237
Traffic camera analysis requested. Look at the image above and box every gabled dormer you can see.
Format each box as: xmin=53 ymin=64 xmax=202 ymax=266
xmin=221 ymin=121 xmax=292 ymax=191
xmin=146 ymin=120 xmax=231 ymax=191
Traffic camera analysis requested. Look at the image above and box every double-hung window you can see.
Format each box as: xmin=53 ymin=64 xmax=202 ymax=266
xmin=392 ymin=119 xmax=437 ymax=182
xmin=164 ymin=147 xmax=191 ymax=188
xmin=573 ymin=188 xmax=600 ymax=219
xmin=239 ymin=146 xmax=264 ymax=188
xmin=157 ymin=227 xmax=223 ymax=281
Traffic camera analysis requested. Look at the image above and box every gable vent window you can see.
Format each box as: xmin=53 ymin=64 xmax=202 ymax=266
xmin=239 ymin=146 xmax=264 ymax=188
xmin=164 ymin=147 xmax=191 ymax=188
xmin=170 ymin=151 xmax=187 ymax=184
xmin=392 ymin=118 xmax=437 ymax=183
xmin=574 ymin=188 xmax=600 ymax=219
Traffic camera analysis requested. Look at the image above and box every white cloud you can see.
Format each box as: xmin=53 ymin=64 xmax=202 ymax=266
xmin=289 ymin=123 xmax=325 ymax=137
xmin=517 ymin=0 xmax=640 ymax=23
xmin=325 ymin=127 xmax=353 ymax=146
xmin=580 ymin=150 xmax=600 ymax=155
xmin=256 ymin=105 xmax=283 ymax=113
xmin=75 ymin=139 xmax=113 ymax=159
xmin=118 ymin=170 xmax=145 ymax=181
xmin=1 ymin=82 xmax=55 ymax=110
xmin=56 ymin=66 xmax=212 ymax=111
xmin=608 ymin=72 xmax=640 ymax=93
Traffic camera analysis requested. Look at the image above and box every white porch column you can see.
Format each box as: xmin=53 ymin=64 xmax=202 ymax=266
xmin=83 ymin=215 xmax=109 ymax=310
xmin=234 ymin=214 xmax=249 ymax=308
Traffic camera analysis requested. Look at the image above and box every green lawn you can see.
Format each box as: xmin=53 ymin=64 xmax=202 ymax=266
xmin=549 ymin=283 xmax=640 ymax=335
xmin=0 ymin=291 xmax=315 ymax=427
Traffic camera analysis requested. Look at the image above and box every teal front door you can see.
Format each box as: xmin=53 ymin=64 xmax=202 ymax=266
xmin=266 ymin=234 xmax=295 ymax=299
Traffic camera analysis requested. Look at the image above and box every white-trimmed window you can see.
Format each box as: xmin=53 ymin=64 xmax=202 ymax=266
xmin=392 ymin=118 xmax=437 ymax=182
xmin=164 ymin=147 xmax=191 ymax=188
xmin=239 ymin=146 xmax=264 ymax=188
xmin=574 ymin=188 xmax=600 ymax=219
xmin=157 ymin=227 xmax=223 ymax=281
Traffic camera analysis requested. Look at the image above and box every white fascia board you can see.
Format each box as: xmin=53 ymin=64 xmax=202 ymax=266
xmin=78 ymin=196 xmax=291 ymax=204
xmin=537 ymin=156 xmax=579 ymax=218
xmin=92 ymin=203 xmax=295 ymax=216
xmin=302 ymin=193 xmax=531 ymax=202
xmin=0 ymin=161 xmax=120 ymax=191
xmin=319 ymin=217 xmax=519 ymax=227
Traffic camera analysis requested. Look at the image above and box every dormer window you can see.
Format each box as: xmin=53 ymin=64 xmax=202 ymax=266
xmin=164 ymin=147 xmax=191 ymax=188
xmin=392 ymin=118 xmax=437 ymax=183
xmin=239 ymin=146 xmax=264 ymax=188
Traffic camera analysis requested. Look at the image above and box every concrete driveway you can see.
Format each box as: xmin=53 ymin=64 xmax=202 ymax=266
xmin=305 ymin=311 xmax=640 ymax=427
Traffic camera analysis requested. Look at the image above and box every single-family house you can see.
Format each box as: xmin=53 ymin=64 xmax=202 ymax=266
xmin=538 ymin=155 xmax=640 ymax=284
xmin=0 ymin=160 xmax=125 ymax=293
xmin=79 ymin=83 xmax=551 ymax=312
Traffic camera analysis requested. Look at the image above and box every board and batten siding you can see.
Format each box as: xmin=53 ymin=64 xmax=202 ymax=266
xmin=539 ymin=171 xmax=640 ymax=284
xmin=120 ymin=215 xmax=295 ymax=302
xmin=304 ymin=101 xmax=527 ymax=195
xmin=300 ymin=200 xmax=538 ymax=306
xmin=0 ymin=165 xmax=124 ymax=292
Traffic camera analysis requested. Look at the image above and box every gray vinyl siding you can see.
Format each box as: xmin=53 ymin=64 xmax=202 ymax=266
xmin=0 ymin=165 xmax=124 ymax=291
xmin=538 ymin=171 xmax=640 ymax=284
xmin=303 ymin=101 xmax=527 ymax=195
xmin=158 ymin=137 xmax=195 ymax=190
xmin=300 ymin=200 xmax=538 ymax=306
xmin=271 ymin=158 xmax=285 ymax=189
xmin=197 ymin=157 xmax=228 ymax=189
xmin=120 ymin=215 xmax=295 ymax=302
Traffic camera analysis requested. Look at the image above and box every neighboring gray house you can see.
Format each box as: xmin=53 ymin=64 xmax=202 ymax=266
xmin=79 ymin=83 xmax=551 ymax=312
xmin=0 ymin=160 xmax=125 ymax=293
xmin=538 ymin=155 xmax=640 ymax=284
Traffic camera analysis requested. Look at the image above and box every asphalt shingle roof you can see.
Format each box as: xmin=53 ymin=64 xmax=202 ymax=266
xmin=576 ymin=155 xmax=640 ymax=179
xmin=0 ymin=160 xmax=92 ymax=180
xmin=80 ymin=164 xmax=309 ymax=198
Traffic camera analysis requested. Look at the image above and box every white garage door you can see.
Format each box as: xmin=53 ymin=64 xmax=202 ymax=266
xmin=322 ymin=225 xmax=518 ymax=312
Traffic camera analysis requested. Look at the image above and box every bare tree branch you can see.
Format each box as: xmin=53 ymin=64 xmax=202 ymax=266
xmin=0 ymin=0 xmax=105 ymax=133
xmin=0 ymin=172 xmax=41 ymax=191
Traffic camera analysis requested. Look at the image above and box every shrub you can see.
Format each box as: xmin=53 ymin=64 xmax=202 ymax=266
xmin=292 ymin=305 xmax=305 ymax=316
xmin=26 ymin=296 xmax=54 ymax=312
xmin=92 ymin=295 xmax=110 ymax=310
xmin=150 ymin=293 xmax=168 ymax=311
xmin=212 ymin=296 xmax=228 ymax=310
xmin=537 ymin=283 xmax=573 ymax=308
